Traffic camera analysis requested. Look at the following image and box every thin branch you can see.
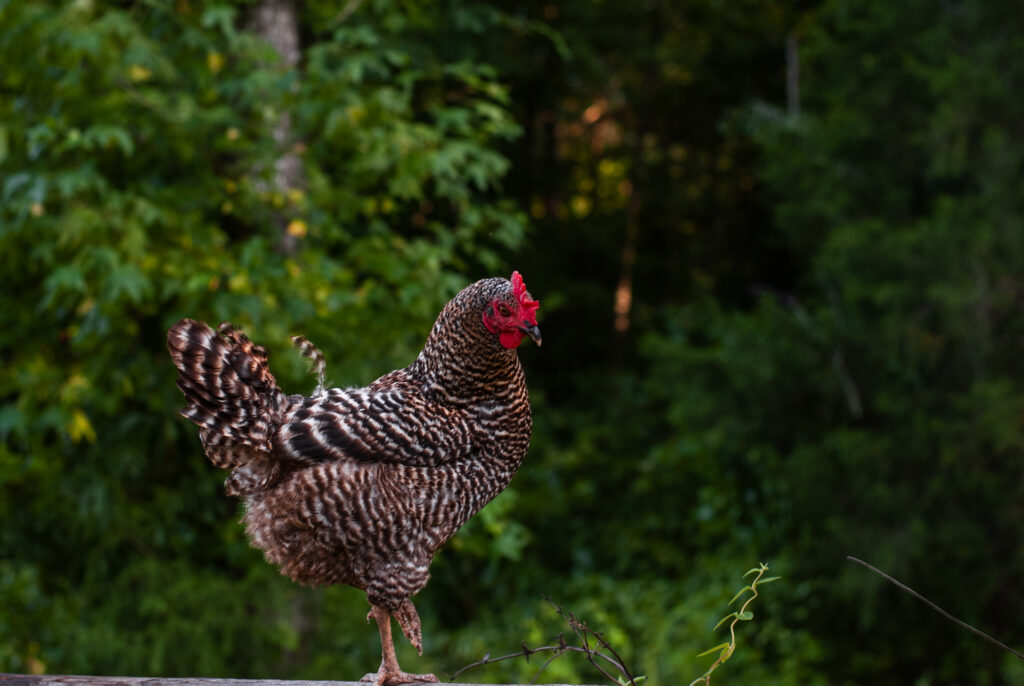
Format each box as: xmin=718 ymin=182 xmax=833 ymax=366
xmin=847 ymin=556 xmax=1024 ymax=661
xmin=335 ymin=0 xmax=365 ymax=24
xmin=449 ymin=596 xmax=640 ymax=685
xmin=585 ymin=624 xmax=634 ymax=684
xmin=449 ymin=644 xmax=629 ymax=682
xmin=591 ymin=625 xmax=634 ymax=682
xmin=544 ymin=595 xmax=637 ymax=684
xmin=530 ymin=651 xmax=564 ymax=684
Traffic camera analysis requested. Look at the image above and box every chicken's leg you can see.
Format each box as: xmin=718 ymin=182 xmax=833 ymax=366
xmin=361 ymin=604 xmax=438 ymax=686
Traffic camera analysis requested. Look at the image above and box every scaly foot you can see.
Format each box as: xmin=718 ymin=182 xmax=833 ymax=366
xmin=359 ymin=669 xmax=439 ymax=686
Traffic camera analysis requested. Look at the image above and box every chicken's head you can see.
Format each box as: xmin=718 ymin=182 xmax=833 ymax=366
xmin=482 ymin=271 xmax=542 ymax=349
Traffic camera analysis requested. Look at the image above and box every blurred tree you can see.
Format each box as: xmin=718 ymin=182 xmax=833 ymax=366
xmin=248 ymin=0 xmax=304 ymax=254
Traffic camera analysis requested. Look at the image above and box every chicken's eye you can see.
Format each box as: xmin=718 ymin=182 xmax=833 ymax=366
xmin=497 ymin=303 xmax=511 ymax=317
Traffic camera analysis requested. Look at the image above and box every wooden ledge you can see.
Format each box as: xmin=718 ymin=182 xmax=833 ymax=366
xmin=1 ymin=675 xmax=594 ymax=686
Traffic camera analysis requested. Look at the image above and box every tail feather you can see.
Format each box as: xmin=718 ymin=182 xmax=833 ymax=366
xmin=168 ymin=319 xmax=288 ymax=480
xmin=291 ymin=335 xmax=327 ymax=395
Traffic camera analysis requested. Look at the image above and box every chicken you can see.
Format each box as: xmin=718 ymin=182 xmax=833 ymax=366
xmin=167 ymin=272 xmax=541 ymax=686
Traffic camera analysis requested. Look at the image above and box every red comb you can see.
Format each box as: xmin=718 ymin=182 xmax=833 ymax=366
xmin=511 ymin=271 xmax=540 ymax=324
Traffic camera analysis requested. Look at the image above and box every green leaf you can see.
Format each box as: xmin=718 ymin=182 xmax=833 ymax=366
xmin=729 ymin=586 xmax=753 ymax=605
xmin=713 ymin=612 xmax=737 ymax=631
xmin=697 ymin=642 xmax=732 ymax=659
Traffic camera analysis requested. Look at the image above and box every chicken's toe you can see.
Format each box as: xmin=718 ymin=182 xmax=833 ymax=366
xmin=360 ymin=670 xmax=438 ymax=686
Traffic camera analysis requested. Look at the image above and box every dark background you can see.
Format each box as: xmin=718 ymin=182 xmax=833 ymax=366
xmin=3 ymin=1 xmax=1024 ymax=684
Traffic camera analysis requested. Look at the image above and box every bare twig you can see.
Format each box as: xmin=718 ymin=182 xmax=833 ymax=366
xmin=334 ymin=0 xmax=365 ymax=24
xmin=449 ymin=595 xmax=641 ymax=685
xmin=545 ymin=596 xmax=638 ymax=684
xmin=449 ymin=644 xmax=629 ymax=682
xmin=530 ymin=651 xmax=564 ymax=684
xmin=847 ymin=556 xmax=1024 ymax=660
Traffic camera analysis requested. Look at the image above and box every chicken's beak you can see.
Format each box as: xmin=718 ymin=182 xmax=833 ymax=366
xmin=519 ymin=323 xmax=542 ymax=347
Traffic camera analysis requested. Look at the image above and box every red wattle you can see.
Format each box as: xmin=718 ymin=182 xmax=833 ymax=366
xmin=499 ymin=330 xmax=524 ymax=348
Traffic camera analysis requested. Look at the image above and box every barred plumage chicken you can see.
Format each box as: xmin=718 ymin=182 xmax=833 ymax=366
xmin=167 ymin=272 xmax=541 ymax=686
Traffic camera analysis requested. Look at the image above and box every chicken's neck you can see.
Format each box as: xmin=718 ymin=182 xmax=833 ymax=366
xmin=411 ymin=301 xmax=525 ymax=408
xmin=405 ymin=288 xmax=534 ymax=549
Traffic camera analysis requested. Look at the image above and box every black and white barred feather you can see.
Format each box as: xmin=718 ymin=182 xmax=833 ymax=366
xmin=291 ymin=335 xmax=327 ymax=396
xmin=168 ymin=275 xmax=537 ymax=615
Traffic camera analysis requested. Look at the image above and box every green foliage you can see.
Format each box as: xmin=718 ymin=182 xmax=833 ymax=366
xmin=4 ymin=0 xmax=1024 ymax=684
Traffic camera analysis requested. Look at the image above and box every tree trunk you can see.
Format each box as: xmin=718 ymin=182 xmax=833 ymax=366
xmin=250 ymin=0 xmax=304 ymax=254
